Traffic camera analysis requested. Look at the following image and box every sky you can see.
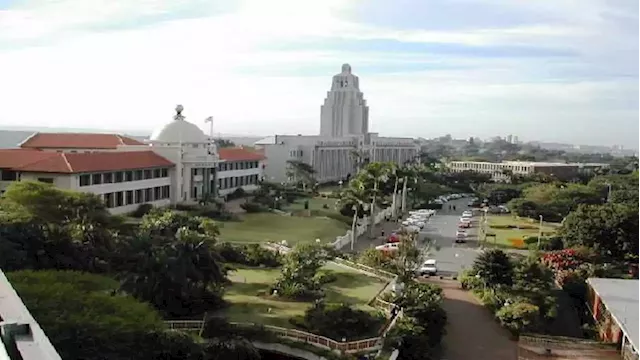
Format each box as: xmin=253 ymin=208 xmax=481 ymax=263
xmin=0 ymin=0 xmax=638 ymax=148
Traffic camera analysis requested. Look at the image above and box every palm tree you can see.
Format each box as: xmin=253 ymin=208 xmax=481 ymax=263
xmin=286 ymin=160 xmax=316 ymax=191
xmin=359 ymin=162 xmax=392 ymax=237
xmin=339 ymin=179 xmax=369 ymax=251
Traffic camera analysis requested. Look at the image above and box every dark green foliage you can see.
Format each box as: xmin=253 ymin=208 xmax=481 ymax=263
xmin=290 ymin=302 xmax=385 ymax=340
xmin=6 ymin=270 xmax=184 ymax=360
xmin=0 ymin=181 xmax=116 ymax=273
xmin=240 ymin=201 xmax=269 ymax=213
xmin=119 ymin=210 xmax=227 ymax=318
xmin=217 ymin=242 xmax=282 ymax=267
xmin=559 ymin=203 xmax=639 ymax=259
xmin=271 ymin=243 xmax=333 ymax=299
xmin=384 ymin=282 xmax=447 ymax=358
xmin=472 ymin=249 xmax=515 ymax=287
xmin=508 ymin=183 xmax=604 ymax=222
xmin=130 ymin=203 xmax=154 ymax=218
xmin=229 ymin=187 xmax=247 ymax=199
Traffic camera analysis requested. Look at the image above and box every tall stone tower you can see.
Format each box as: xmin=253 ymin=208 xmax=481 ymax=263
xmin=319 ymin=64 xmax=370 ymax=137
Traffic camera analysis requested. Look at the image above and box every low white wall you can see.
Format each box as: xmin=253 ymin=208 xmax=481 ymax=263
xmin=332 ymin=195 xmax=401 ymax=250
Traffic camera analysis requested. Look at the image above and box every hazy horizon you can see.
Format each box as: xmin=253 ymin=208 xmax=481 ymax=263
xmin=0 ymin=0 xmax=637 ymax=148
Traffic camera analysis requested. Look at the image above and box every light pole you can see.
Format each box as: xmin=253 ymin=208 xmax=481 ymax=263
xmin=605 ymin=183 xmax=612 ymax=203
xmin=537 ymin=215 xmax=543 ymax=249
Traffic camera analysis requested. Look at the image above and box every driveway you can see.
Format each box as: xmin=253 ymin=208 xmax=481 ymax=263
xmin=421 ymin=198 xmax=482 ymax=277
xmin=424 ymin=277 xmax=518 ymax=360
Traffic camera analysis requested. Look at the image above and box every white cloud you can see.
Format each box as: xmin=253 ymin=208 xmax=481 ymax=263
xmin=0 ymin=0 xmax=637 ymax=148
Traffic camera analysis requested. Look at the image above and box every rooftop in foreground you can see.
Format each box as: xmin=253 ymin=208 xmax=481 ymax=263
xmin=587 ymin=277 xmax=639 ymax=351
xmin=0 ymin=270 xmax=61 ymax=360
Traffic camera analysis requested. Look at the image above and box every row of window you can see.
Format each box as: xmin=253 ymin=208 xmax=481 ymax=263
xmin=79 ymin=168 xmax=169 ymax=187
xmin=102 ymin=185 xmax=170 ymax=208
xmin=219 ymin=174 xmax=260 ymax=190
xmin=218 ymin=161 xmax=260 ymax=172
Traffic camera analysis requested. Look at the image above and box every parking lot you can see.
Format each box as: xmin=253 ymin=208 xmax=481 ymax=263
xmin=419 ymin=198 xmax=482 ymax=277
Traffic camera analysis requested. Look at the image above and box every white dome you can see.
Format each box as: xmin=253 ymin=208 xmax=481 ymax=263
xmin=150 ymin=118 xmax=209 ymax=143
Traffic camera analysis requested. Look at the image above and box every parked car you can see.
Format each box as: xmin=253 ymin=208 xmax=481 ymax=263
xmin=458 ymin=222 xmax=471 ymax=228
xmin=387 ymin=233 xmax=400 ymax=243
xmin=459 ymin=217 xmax=472 ymax=224
xmin=455 ymin=234 xmax=467 ymax=243
xmin=376 ymin=242 xmax=400 ymax=252
xmin=456 ymin=230 xmax=468 ymax=237
xmin=418 ymin=259 xmax=438 ymax=276
xmin=404 ymin=225 xmax=420 ymax=233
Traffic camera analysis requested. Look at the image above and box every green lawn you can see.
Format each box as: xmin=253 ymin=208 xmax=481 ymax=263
xmin=218 ymin=212 xmax=348 ymax=245
xmin=482 ymin=214 xmax=560 ymax=249
xmin=222 ymin=264 xmax=387 ymax=328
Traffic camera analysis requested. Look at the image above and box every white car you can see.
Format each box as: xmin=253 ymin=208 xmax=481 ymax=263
xmin=456 ymin=230 xmax=468 ymax=237
xmin=375 ymin=242 xmax=400 ymax=252
xmin=462 ymin=211 xmax=473 ymax=218
xmin=459 ymin=217 xmax=472 ymax=224
xmin=404 ymin=225 xmax=420 ymax=233
xmin=418 ymin=259 xmax=437 ymax=276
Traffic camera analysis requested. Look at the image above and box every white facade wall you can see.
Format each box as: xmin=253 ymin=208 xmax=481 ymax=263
xmin=2 ymin=169 xmax=172 ymax=215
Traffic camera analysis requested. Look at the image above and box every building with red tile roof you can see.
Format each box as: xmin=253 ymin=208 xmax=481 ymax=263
xmin=0 ymin=112 xmax=266 ymax=213
xmin=19 ymin=132 xmax=144 ymax=150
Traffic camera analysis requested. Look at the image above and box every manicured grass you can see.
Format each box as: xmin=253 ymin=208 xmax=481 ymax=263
xmin=482 ymin=214 xmax=559 ymax=249
xmin=222 ymin=264 xmax=387 ymax=328
xmin=282 ymin=197 xmax=340 ymax=213
xmin=218 ymin=212 xmax=349 ymax=245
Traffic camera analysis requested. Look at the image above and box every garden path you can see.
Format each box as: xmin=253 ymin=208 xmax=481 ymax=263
xmin=421 ymin=277 xmax=518 ymax=360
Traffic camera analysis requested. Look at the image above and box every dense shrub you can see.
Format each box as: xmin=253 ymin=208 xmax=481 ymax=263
xmin=496 ymin=302 xmax=540 ymax=335
xmin=240 ymin=202 xmax=268 ymax=213
xmin=130 ymin=203 xmax=154 ymax=218
xmin=171 ymin=203 xmax=236 ymax=221
xmin=290 ymin=302 xmax=385 ymax=340
xmin=489 ymin=224 xmax=516 ymax=229
xmin=227 ymin=188 xmax=247 ymax=200
xmin=5 ymin=270 xmax=209 ymax=360
xmin=217 ymin=243 xmax=282 ymax=267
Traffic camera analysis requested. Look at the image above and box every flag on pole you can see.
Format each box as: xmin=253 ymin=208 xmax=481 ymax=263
xmin=204 ymin=116 xmax=213 ymax=123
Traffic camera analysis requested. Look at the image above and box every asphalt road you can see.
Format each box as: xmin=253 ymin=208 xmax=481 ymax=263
xmin=420 ymin=198 xmax=482 ymax=277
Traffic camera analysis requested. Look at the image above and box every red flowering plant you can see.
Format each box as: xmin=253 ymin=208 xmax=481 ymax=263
xmin=540 ymin=249 xmax=592 ymax=286
xmin=540 ymin=249 xmax=584 ymax=271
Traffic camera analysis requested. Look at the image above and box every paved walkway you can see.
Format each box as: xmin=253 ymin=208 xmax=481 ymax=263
xmin=422 ymin=278 xmax=518 ymax=360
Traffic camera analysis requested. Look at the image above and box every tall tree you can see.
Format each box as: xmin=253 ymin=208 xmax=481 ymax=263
xmin=286 ymin=160 xmax=316 ymax=191
xmin=559 ymin=203 xmax=639 ymax=260
xmin=338 ymin=178 xmax=369 ymax=251
xmin=118 ymin=210 xmax=227 ymax=317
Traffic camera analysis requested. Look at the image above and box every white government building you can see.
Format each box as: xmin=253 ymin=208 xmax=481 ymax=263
xmin=0 ymin=106 xmax=265 ymax=214
xmin=255 ymin=64 xmax=420 ymax=183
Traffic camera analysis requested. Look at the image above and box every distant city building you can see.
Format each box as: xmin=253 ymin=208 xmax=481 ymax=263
xmin=0 ymin=106 xmax=265 ymax=214
xmin=446 ymin=160 xmax=609 ymax=182
xmin=255 ymin=64 xmax=419 ymax=183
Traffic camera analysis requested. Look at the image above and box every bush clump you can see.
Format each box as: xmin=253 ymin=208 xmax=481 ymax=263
xmin=290 ymin=302 xmax=385 ymax=340
xmin=218 ymin=243 xmax=282 ymax=267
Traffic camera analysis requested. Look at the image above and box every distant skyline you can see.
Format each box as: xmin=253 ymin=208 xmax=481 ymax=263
xmin=0 ymin=0 xmax=638 ymax=148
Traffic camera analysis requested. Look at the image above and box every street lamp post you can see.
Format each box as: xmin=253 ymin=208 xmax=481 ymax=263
xmin=537 ymin=215 xmax=544 ymax=249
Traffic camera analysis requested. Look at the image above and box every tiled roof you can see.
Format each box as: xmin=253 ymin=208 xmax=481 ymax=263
xmin=218 ymin=147 xmax=266 ymax=161
xmin=0 ymin=149 xmax=174 ymax=173
xmin=20 ymin=133 xmax=145 ymax=149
